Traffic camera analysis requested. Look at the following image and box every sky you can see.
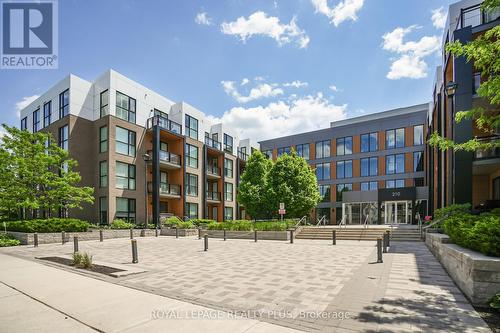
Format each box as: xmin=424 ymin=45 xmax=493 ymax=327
xmin=0 ymin=0 xmax=458 ymax=141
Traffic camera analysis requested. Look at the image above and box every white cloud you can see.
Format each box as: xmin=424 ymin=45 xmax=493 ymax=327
xmin=195 ymin=12 xmax=212 ymax=26
xmin=221 ymin=11 xmax=310 ymax=48
xmin=221 ymin=81 xmax=284 ymax=103
xmin=209 ymin=93 xmax=347 ymax=141
xmin=241 ymin=78 xmax=250 ymax=86
xmin=283 ymin=80 xmax=308 ymax=88
xmin=311 ymin=0 xmax=364 ymax=26
xmin=382 ymin=26 xmax=440 ymax=80
xmin=329 ymin=85 xmax=339 ymax=92
xmin=431 ymin=7 xmax=447 ymax=29
xmin=15 ymin=95 xmax=39 ymax=117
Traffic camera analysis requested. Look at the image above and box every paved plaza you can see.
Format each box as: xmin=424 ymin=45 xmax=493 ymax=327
xmin=0 ymin=236 xmax=492 ymax=332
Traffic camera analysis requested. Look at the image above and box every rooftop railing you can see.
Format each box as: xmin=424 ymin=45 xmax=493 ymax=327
xmin=474 ymin=135 xmax=500 ymax=159
xmin=147 ymin=115 xmax=182 ymax=135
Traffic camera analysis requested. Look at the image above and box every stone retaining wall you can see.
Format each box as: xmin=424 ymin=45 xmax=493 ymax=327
xmin=160 ymin=228 xmax=198 ymax=237
xmin=425 ymin=232 xmax=500 ymax=306
xmin=202 ymin=230 xmax=289 ymax=241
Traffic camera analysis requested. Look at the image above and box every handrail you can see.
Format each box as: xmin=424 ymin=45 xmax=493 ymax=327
xmin=363 ymin=215 xmax=369 ymax=229
xmin=416 ymin=213 xmax=423 ymax=238
xmin=316 ymin=215 xmax=326 ymax=226
xmin=422 ymin=215 xmax=449 ymax=231
xmin=338 ymin=215 xmax=346 ymax=229
xmin=294 ymin=216 xmax=307 ymax=228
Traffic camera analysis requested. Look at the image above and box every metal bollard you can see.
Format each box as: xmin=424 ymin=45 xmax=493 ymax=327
xmin=175 ymin=227 xmax=179 ymax=239
xmin=61 ymin=231 xmax=66 ymax=245
xmin=254 ymin=230 xmax=258 ymax=242
xmin=34 ymin=233 xmax=39 ymax=247
xmin=332 ymin=230 xmax=336 ymax=245
xmin=131 ymin=239 xmax=138 ymax=263
xmin=223 ymin=229 xmax=227 ymax=241
xmin=386 ymin=230 xmax=391 ymax=247
xmin=290 ymin=230 xmax=294 ymax=244
xmin=130 ymin=228 xmax=133 ymax=239
xmin=377 ymin=238 xmax=383 ymax=263
xmin=383 ymin=232 xmax=388 ymax=253
xmin=198 ymin=227 xmax=202 ymax=240
xmin=73 ymin=236 xmax=79 ymax=253
xmin=99 ymin=229 xmax=104 ymax=242
xmin=204 ymin=235 xmax=208 ymax=251
xmin=155 ymin=228 xmax=159 ymax=237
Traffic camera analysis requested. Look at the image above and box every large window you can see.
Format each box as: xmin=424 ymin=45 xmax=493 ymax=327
xmin=319 ymin=185 xmax=330 ymax=202
xmin=116 ymin=127 xmax=136 ymax=157
xmin=296 ymin=143 xmax=310 ymax=160
xmin=224 ymin=182 xmax=233 ymax=201
xmin=99 ymin=126 xmax=108 ymax=153
xmin=59 ymin=89 xmax=69 ymax=119
xmin=58 ymin=125 xmax=68 ymax=150
xmin=361 ymin=132 xmax=378 ymax=152
xmin=361 ymin=181 xmax=378 ymax=191
xmin=185 ymin=203 xmax=199 ymax=219
xmin=386 ymin=179 xmax=405 ymax=188
xmin=336 ymin=183 xmax=352 ymax=202
xmin=361 ymin=157 xmax=378 ymax=177
xmin=277 ymin=146 xmax=291 ymax=157
xmin=315 ymin=140 xmax=331 ymax=158
xmin=386 ymin=154 xmax=405 ymax=174
xmin=414 ymin=151 xmax=424 ymax=172
xmin=262 ymin=150 xmax=272 ymax=159
xmin=224 ymin=134 xmax=233 ymax=154
xmin=99 ymin=161 xmax=107 ymax=187
xmin=116 ymin=162 xmax=136 ymax=190
xmin=99 ymin=197 xmax=107 ymax=225
xmin=336 ymin=137 xmax=352 ymax=156
xmin=185 ymin=173 xmax=198 ymax=196
xmin=116 ymin=198 xmax=136 ymax=223
xmin=33 ymin=108 xmax=40 ymax=132
xmin=100 ymin=89 xmax=109 ymax=117
xmin=413 ymin=125 xmax=424 ymax=145
xmin=224 ymin=207 xmax=234 ymax=221
xmin=185 ymin=144 xmax=198 ymax=168
xmin=224 ymin=158 xmax=233 ymax=178
xmin=43 ymin=101 xmax=51 ymax=127
xmin=185 ymin=114 xmax=198 ymax=140
xmin=336 ymin=160 xmax=353 ymax=179
xmin=316 ymin=162 xmax=330 ymax=180
xmin=386 ymin=128 xmax=405 ymax=149
xmin=21 ymin=117 xmax=27 ymax=130
xmin=116 ymin=91 xmax=136 ymax=123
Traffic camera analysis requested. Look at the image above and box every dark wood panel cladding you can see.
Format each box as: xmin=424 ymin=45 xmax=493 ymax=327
xmin=405 ymin=126 xmax=414 ymax=147
xmin=378 ymin=130 xmax=385 ymax=150
xmin=352 ymin=135 xmax=360 ymax=154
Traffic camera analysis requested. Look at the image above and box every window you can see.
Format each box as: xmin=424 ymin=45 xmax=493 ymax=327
xmin=414 ymin=151 xmax=424 ymax=172
xmin=336 ymin=160 xmax=353 ymax=179
xmin=361 ymin=182 xmax=378 ymax=191
xmin=224 ymin=158 xmax=233 ymax=178
xmin=100 ymin=89 xmax=109 ymax=117
xmin=315 ymin=140 xmax=331 ymax=158
xmin=43 ymin=101 xmax=51 ymax=127
xmin=296 ymin=143 xmax=310 ymax=160
xmin=185 ymin=114 xmax=198 ymax=140
xmin=58 ymin=125 xmax=68 ymax=150
xmin=116 ymin=162 xmax=136 ymax=190
xmin=185 ymin=173 xmax=198 ymax=196
xmin=336 ymin=137 xmax=352 ymax=155
xmin=277 ymin=146 xmax=291 ymax=157
xmin=99 ymin=161 xmax=107 ymax=187
xmin=185 ymin=203 xmax=199 ymax=219
xmin=386 ymin=154 xmax=405 ymax=174
xmin=386 ymin=179 xmax=405 ymax=188
xmin=32 ymin=108 xmax=40 ymax=132
xmin=361 ymin=133 xmax=378 ymax=152
xmin=116 ymin=91 xmax=136 ymax=123
xmin=185 ymin=144 xmax=198 ymax=168
xmin=473 ymin=73 xmax=481 ymax=96
xmin=262 ymin=150 xmax=272 ymax=159
xmin=224 ymin=182 xmax=233 ymax=201
xmin=414 ymin=178 xmax=424 ymax=186
xmin=224 ymin=134 xmax=233 ymax=154
xmin=386 ymin=128 xmax=405 ymax=149
xmin=116 ymin=198 xmax=136 ymax=223
xmin=414 ymin=125 xmax=424 ymax=145
xmin=319 ymin=185 xmax=330 ymax=202
xmin=361 ymin=157 xmax=378 ymax=177
xmin=21 ymin=117 xmax=27 ymax=130
xmin=99 ymin=126 xmax=108 ymax=153
xmin=99 ymin=197 xmax=107 ymax=225
xmin=59 ymin=89 xmax=69 ymax=118
xmin=336 ymin=183 xmax=352 ymax=202
xmin=115 ymin=127 xmax=136 ymax=157
xmin=316 ymin=162 xmax=330 ymax=180
xmin=224 ymin=207 xmax=233 ymax=221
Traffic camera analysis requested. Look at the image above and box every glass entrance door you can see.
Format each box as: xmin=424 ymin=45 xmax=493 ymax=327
xmin=384 ymin=201 xmax=408 ymax=224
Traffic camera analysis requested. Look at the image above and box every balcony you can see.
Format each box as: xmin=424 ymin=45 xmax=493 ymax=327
xmin=238 ymin=150 xmax=248 ymax=161
xmin=147 ymin=115 xmax=182 ymax=135
xmin=474 ymin=135 xmax=500 ymax=160
xmin=456 ymin=4 xmax=500 ymax=30
xmin=224 ymin=144 xmax=233 ymax=155
xmin=206 ymin=191 xmax=221 ymax=202
xmin=205 ymin=137 xmax=222 ymax=151
xmin=206 ymin=164 xmax=221 ymax=179
xmin=147 ymin=150 xmax=181 ymax=169
xmin=148 ymin=182 xmax=181 ymax=198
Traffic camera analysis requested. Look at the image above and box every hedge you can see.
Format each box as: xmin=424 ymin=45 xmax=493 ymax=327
xmin=207 ymin=220 xmax=295 ymax=231
xmin=5 ymin=218 xmax=90 ymax=233
xmin=0 ymin=233 xmax=21 ymax=247
xmin=109 ymin=219 xmax=134 ymax=229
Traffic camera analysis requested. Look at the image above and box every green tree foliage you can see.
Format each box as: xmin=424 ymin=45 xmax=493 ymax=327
xmin=0 ymin=125 xmax=94 ymax=219
xmin=428 ymin=0 xmax=500 ymax=152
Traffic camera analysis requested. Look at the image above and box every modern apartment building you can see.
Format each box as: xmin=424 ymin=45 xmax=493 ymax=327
xmin=259 ymin=104 xmax=429 ymax=225
xmin=18 ymin=70 xmax=258 ymax=224
xmin=427 ymin=0 xmax=500 ymax=213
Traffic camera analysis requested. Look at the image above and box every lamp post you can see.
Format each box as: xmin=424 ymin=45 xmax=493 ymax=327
xmin=445 ymin=81 xmax=458 ymax=204
xmin=143 ymin=153 xmax=151 ymax=227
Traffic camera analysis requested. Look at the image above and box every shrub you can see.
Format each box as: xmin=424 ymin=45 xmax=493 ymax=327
xmin=109 ymin=219 xmax=134 ymax=229
xmin=0 ymin=233 xmax=21 ymax=247
xmin=5 ymin=218 xmax=90 ymax=233
xmin=81 ymin=253 xmax=94 ymax=269
xmin=206 ymin=220 xmax=294 ymax=231
xmin=434 ymin=203 xmax=471 ymax=220
xmin=72 ymin=252 xmax=83 ymax=266
xmin=164 ymin=217 xmax=195 ymax=229
xmin=175 ymin=221 xmax=195 ymax=229
xmin=254 ymin=221 xmax=290 ymax=231
xmin=490 ymin=294 xmax=500 ymax=311
xmin=188 ymin=219 xmax=215 ymax=226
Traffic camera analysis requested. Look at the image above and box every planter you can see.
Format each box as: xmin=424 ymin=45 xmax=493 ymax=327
xmin=160 ymin=228 xmax=198 ymax=237
xmin=203 ymin=230 xmax=288 ymax=241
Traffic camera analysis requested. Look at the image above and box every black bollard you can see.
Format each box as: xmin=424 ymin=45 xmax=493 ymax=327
xmin=223 ymin=229 xmax=227 ymax=241
xmin=383 ymin=232 xmax=388 ymax=253
xmin=254 ymin=230 xmax=258 ymax=242
xmin=131 ymin=239 xmax=138 ymax=263
xmin=204 ymin=235 xmax=208 ymax=251
xmin=99 ymin=229 xmax=103 ymax=242
xmin=290 ymin=230 xmax=294 ymax=244
xmin=198 ymin=227 xmax=202 ymax=240
xmin=34 ymin=233 xmax=39 ymax=247
xmin=377 ymin=238 xmax=383 ymax=263
xmin=130 ymin=228 xmax=133 ymax=239
xmin=175 ymin=227 xmax=179 ymax=239
xmin=73 ymin=236 xmax=79 ymax=253
xmin=332 ymin=230 xmax=336 ymax=245
xmin=155 ymin=228 xmax=159 ymax=237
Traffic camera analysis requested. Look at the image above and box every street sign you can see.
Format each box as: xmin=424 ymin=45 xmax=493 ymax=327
xmin=279 ymin=203 xmax=285 ymax=210
xmin=279 ymin=209 xmax=286 ymax=215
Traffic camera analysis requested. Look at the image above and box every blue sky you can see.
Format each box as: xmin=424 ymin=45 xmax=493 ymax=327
xmin=0 ymin=0 xmax=457 ymax=141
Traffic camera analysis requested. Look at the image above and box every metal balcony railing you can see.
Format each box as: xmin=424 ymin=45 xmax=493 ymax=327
xmin=147 ymin=150 xmax=181 ymax=166
xmin=238 ymin=150 xmax=248 ymax=161
xmin=148 ymin=182 xmax=181 ymax=196
xmin=206 ymin=164 xmax=220 ymax=176
xmin=474 ymin=135 xmax=500 ymax=159
xmin=224 ymin=144 xmax=233 ymax=154
xmin=205 ymin=137 xmax=222 ymax=150
xmin=206 ymin=191 xmax=221 ymax=201
xmin=147 ymin=115 xmax=182 ymax=135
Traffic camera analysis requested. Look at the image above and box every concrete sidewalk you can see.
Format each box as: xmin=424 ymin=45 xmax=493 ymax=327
xmin=0 ymin=253 xmax=301 ymax=333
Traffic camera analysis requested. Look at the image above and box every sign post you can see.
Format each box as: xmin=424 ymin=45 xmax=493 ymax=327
xmin=279 ymin=203 xmax=286 ymax=222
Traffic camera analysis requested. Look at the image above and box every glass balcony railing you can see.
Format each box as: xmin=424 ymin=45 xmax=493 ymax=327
xmin=147 ymin=150 xmax=181 ymax=166
xmin=147 ymin=115 xmax=182 ymax=135
xmin=206 ymin=164 xmax=220 ymax=176
xmin=206 ymin=191 xmax=221 ymax=201
xmin=474 ymin=135 xmax=500 ymax=159
xmin=205 ymin=137 xmax=222 ymax=150
xmin=148 ymin=182 xmax=181 ymax=196
xmin=238 ymin=150 xmax=248 ymax=161
xmin=224 ymin=144 xmax=233 ymax=154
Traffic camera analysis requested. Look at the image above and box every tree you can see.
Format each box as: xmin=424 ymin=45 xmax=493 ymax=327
xmin=0 ymin=125 xmax=94 ymax=219
xmin=237 ymin=150 xmax=273 ymax=219
xmin=266 ymin=152 xmax=320 ymax=218
xmin=428 ymin=0 xmax=500 ymax=152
